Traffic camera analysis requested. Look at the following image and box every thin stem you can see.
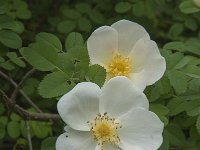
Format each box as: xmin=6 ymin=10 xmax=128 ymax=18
xmin=0 ymin=89 xmax=60 ymax=121
xmin=25 ymin=121 xmax=33 ymax=150
xmin=11 ymin=69 xmax=36 ymax=101
xmin=0 ymin=71 xmax=42 ymax=113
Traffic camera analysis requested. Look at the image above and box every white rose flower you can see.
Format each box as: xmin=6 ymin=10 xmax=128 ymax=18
xmin=56 ymin=76 xmax=164 ymax=150
xmin=87 ymin=20 xmax=166 ymax=91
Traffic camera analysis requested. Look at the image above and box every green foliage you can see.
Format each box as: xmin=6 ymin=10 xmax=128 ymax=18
xmin=86 ymin=64 xmax=106 ymax=87
xmin=0 ymin=30 xmax=22 ymax=49
xmin=197 ymin=115 xmax=200 ymax=134
xmin=36 ymin=32 xmax=62 ymax=52
xmin=41 ymin=137 xmax=56 ymax=150
xmin=7 ymin=52 xmax=25 ymax=67
xmin=20 ymin=43 xmax=58 ymax=71
xmin=180 ymin=0 xmax=200 ymax=14
xmin=0 ymin=0 xmax=200 ymax=149
xmin=65 ymin=32 xmax=84 ymax=50
xmin=38 ymin=72 xmax=75 ymax=98
xmin=31 ymin=121 xmax=52 ymax=139
xmin=115 ymin=2 xmax=131 ymax=13
xmin=7 ymin=121 xmax=21 ymax=138
xmin=57 ymin=20 xmax=76 ymax=34
xmin=0 ymin=122 xmax=5 ymax=139
xmin=166 ymin=124 xmax=186 ymax=146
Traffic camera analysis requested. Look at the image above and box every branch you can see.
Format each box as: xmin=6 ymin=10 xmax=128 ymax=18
xmin=25 ymin=121 xmax=33 ymax=150
xmin=11 ymin=69 xmax=36 ymax=101
xmin=0 ymin=70 xmax=42 ymax=113
xmin=0 ymin=90 xmax=61 ymax=121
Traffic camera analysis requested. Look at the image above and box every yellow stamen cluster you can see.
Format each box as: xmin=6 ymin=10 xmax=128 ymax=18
xmin=107 ymin=52 xmax=131 ymax=77
xmin=88 ymin=112 xmax=121 ymax=150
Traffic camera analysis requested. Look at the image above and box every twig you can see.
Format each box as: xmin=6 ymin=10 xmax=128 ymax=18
xmin=25 ymin=121 xmax=33 ymax=150
xmin=11 ymin=69 xmax=36 ymax=101
xmin=0 ymin=90 xmax=61 ymax=121
xmin=0 ymin=71 xmax=42 ymax=113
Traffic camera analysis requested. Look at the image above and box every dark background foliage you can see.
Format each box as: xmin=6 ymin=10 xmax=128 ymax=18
xmin=0 ymin=0 xmax=200 ymax=149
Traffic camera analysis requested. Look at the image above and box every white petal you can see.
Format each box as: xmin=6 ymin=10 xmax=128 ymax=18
xmin=111 ymin=20 xmax=150 ymax=55
xmin=129 ymin=38 xmax=166 ymax=86
xmin=57 ymin=82 xmax=101 ymax=131
xmin=95 ymin=143 xmax=121 ymax=150
xmin=118 ymin=108 xmax=164 ymax=150
xmin=129 ymin=71 xmax=146 ymax=91
xmin=87 ymin=26 xmax=118 ymax=65
xmin=56 ymin=130 xmax=96 ymax=150
xmin=99 ymin=76 xmax=149 ymax=118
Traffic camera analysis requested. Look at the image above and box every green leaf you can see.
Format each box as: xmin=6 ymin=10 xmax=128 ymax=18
xmin=7 ymin=121 xmax=20 ymax=138
xmin=31 ymin=121 xmax=51 ymax=139
xmin=148 ymin=75 xmax=171 ymax=102
xmin=149 ymin=103 xmax=169 ymax=125
xmin=167 ymin=52 xmax=184 ymax=70
xmin=189 ymin=78 xmax=200 ymax=92
xmin=160 ymin=116 xmax=169 ymax=126
xmin=184 ymin=18 xmax=198 ymax=31
xmin=132 ymin=1 xmax=145 ymax=17
xmin=0 ymin=30 xmax=22 ymax=49
xmin=75 ymin=3 xmax=91 ymax=13
xmin=169 ymin=23 xmax=184 ymax=37
xmin=13 ymin=0 xmax=28 ymax=10
xmin=186 ymin=99 xmax=200 ymax=116
xmin=179 ymin=1 xmax=200 ymax=14
xmin=57 ymin=20 xmax=76 ymax=33
xmin=20 ymin=120 xmax=34 ymax=138
xmin=167 ymin=97 xmax=188 ymax=116
xmin=36 ymin=32 xmax=62 ymax=52
xmin=0 ymin=61 xmax=15 ymax=70
xmin=16 ymin=9 xmax=31 ymax=19
xmin=78 ymin=18 xmax=92 ymax=32
xmin=20 ymin=42 xmax=58 ymax=71
xmin=168 ymin=70 xmax=188 ymax=94
xmin=15 ymin=138 xmax=27 ymax=149
xmin=41 ymin=137 xmax=57 ymax=150
xmin=166 ymin=123 xmax=186 ymax=146
xmin=89 ymin=10 xmax=104 ymax=24
xmin=11 ymin=21 xmax=25 ymax=34
xmin=197 ymin=115 xmax=200 ymax=135
xmin=61 ymin=9 xmax=81 ymax=19
xmin=68 ymin=46 xmax=89 ymax=72
xmin=65 ymin=32 xmax=84 ymax=50
xmin=0 ymin=122 xmax=5 ymax=139
xmin=163 ymin=42 xmax=187 ymax=52
xmin=86 ymin=64 xmax=106 ymax=87
xmin=0 ymin=14 xmax=15 ymax=29
xmin=0 ymin=116 xmax=8 ymax=126
xmin=7 ymin=52 xmax=25 ymax=67
xmin=115 ymin=2 xmax=131 ymax=13
xmin=38 ymin=71 xmax=75 ymax=98
xmin=150 ymin=104 xmax=169 ymax=116
xmin=158 ymin=75 xmax=172 ymax=94
xmin=174 ymin=56 xmax=196 ymax=69
xmin=0 ymin=1 xmax=10 ymax=14
xmin=149 ymin=85 xmax=161 ymax=102
xmin=159 ymin=130 xmax=169 ymax=150
xmin=56 ymin=53 xmax=74 ymax=76
xmin=185 ymin=40 xmax=200 ymax=56
xmin=181 ymin=65 xmax=200 ymax=78
xmin=10 ymin=113 xmax=21 ymax=122
xmin=0 ymin=56 xmax=5 ymax=63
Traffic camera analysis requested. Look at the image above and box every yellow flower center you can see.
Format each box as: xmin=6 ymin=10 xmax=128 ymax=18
xmin=107 ymin=52 xmax=131 ymax=77
xmin=88 ymin=113 xmax=121 ymax=150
